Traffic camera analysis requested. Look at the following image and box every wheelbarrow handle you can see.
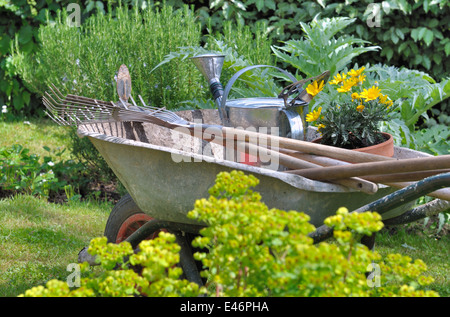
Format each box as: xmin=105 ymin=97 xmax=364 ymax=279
xmin=383 ymin=198 xmax=450 ymax=226
xmin=309 ymin=172 xmax=450 ymax=243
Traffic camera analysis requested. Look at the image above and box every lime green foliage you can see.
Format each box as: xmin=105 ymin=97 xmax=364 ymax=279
xmin=20 ymin=233 xmax=203 ymax=297
xmin=189 ymin=171 xmax=438 ymax=297
xmin=19 ymin=171 xmax=439 ymax=297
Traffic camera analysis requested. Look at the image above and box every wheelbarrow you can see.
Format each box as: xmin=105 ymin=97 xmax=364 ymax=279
xmin=42 ymin=58 xmax=449 ymax=286
xmin=74 ymin=109 xmax=450 ymax=285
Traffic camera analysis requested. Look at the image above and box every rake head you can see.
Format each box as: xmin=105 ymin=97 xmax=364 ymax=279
xmin=43 ymin=83 xmax=189 ymax=127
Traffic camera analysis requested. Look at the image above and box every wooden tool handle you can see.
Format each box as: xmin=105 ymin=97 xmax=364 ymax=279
xmin=362 ymin=169 xmax=450 ymax=183
xmin=286 ymin=155 xmax=450 ymax=180
xmin=240 ymin=141 xmax=378 ymax=194
xmin=221 ymin=126 xmax=395 ymax=164
xmin=279 ymin=150 xmax=450 ymax=183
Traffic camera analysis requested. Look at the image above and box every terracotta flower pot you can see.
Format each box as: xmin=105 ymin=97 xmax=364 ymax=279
xmin=312 ymin=132 xmax=394 ymax=157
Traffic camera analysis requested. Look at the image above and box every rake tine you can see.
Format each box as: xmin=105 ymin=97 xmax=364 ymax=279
xmin=45 ymin=83 xmax=191 ymax=127
xmin=44 ymin=95 xmax=99 ymax=124
xmin=43 ymin=109 xmax=70 ymax=126
xmin=45 ymin=92 xmax=113 ymax=115
xmin=129 ymin=95 xmax=138 ymax=108
xmin=42 ymin=96 xmax=66 ymax=118
xmin=138 ymin=95 xmax=148 ymax=107
xmin=119 ymin=98 xmax=129 ymax=110
xmin=49 ymin=83 xmax=66 ymax=100
xmin=48 ymin=84 xmax=110 ymax=109
xmin=66 ymin=94 xmax=111 ymax=107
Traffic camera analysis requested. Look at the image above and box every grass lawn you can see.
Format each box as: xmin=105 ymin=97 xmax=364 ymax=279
xmin=0 ymin=118 xmax=448 ymax=297
xmin=0 ymin=195 xmax=111 ymax=297
xmin=376 ymin=225 xmax=449 ymax=296
xmin=0 ymin=118 xmax=73 ymax=160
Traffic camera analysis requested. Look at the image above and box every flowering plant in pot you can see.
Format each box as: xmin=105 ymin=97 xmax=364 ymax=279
xmin=305 ymin=67 xmax=396 ymax=154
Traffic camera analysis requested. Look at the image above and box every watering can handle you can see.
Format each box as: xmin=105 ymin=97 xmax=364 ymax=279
xmin=220 ymin=65 xmax=298 ymax=110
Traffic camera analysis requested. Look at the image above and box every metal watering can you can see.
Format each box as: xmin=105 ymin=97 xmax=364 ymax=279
xmin=191 ymin=54 xmax=329 ymax=141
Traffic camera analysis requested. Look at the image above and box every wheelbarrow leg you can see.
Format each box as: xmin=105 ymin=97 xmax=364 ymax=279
xmin=360 ymin=233 xmax=376 ymax=250
xmin=173 ymin=231 xmax=204 ymax=286
xmin=124 ymin=219 xmax=205 ymax=286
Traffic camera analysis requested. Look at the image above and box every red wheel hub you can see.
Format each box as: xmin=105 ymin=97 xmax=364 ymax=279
xmin=116 ymin=213 xmax=154 ymax=243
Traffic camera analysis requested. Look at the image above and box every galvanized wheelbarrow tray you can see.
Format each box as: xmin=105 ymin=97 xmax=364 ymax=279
xmin=78 ymin=109 xmax=429 ymax=222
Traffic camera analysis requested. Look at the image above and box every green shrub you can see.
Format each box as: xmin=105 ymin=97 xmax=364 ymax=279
xmin=0 ymin=0 xmax=104 ymax=116
xmin=20 ymin=171 xmax=439 ymax=297
xmin=14 ymin=3 xmax=204 ymax=108
xmin=200 ymin=0 xmax=450 ymax=82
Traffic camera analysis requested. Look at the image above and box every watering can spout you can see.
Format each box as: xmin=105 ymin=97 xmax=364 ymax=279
xmin=191 ymin=54 xmax=228 ymax=124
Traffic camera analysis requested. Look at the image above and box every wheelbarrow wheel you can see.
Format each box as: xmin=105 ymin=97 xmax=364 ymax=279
xmin=104 ymin=193 xmax=157 ymax=243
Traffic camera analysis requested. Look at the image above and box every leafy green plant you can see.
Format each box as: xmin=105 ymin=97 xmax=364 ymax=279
xmin=309 ymin=62 xmax=449 ymax=150
xmin=188 ymin=171 xmax=437 ymax=296
xmin=412 ymin=124 xmax=450 ymax=156
xmin=0 ymin=144 xmax=86 ymax=198
xmin=367 ymin=64 xmax=450 ymax=129
xmin=201 ymin=0 xmax=450 ymax=81
xmin=0 ymin=144 xmax=57 ymax=197
xmin=271 ymin=16 xmax=380 ymax=79
xmin=12 ymin=2 xmax=205 ymax=183
xmin=20 ymin=171 xmax=439 ymax=297
xmin=20 ymin=233 xmax=204 ymax=297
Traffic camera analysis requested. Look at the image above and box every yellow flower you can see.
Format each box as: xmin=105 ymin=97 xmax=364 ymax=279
xmin=359 ymin=86 xmax=381 ymax=101
xmin=317 ymin=123 xmax=325 ymax=131
xmin=306 ymin=106 xmax=322 ymax=122
xmin=306 ymin=80 xmax=324 ymax=97
xmin=351 ymin=92 xmax=360 ymax=101
xmin=378 ymin=94 xmax=388 ymax=104
xmin=385 ymin=100 xmax=393 ymax=108
xmin=356 ymin=74 xmax=366 ymax=84
xmin=356 ymin=104 xmax=365 ymax=112
xmin=329 ymin=73 xmax=347 ymax=85
xmin=347 ymin=66 xmax=365 ymax=78
xmin=336 ymin=78 xmax=358 ymax=93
